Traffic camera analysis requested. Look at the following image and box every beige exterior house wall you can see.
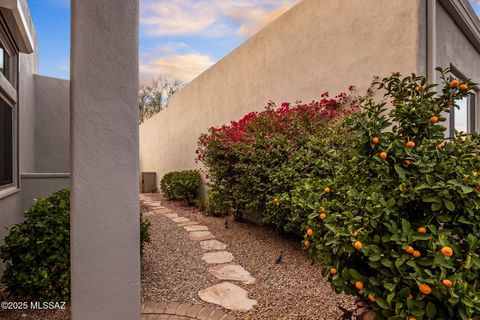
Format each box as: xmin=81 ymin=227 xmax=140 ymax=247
xmin=0 ymin=1 xmax=70 ymax=272
xmin=435 ymin=1 xmax=480 ymax=133
xmin=139 ymin=0 xmax=426 ymax=185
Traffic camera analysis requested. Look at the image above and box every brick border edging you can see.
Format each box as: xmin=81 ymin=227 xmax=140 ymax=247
xmin=142 ymin=301 xmax=235 ymax=320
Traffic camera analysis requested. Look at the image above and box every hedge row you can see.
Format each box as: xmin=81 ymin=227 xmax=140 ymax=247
xmin=197 ymin=69 xmax=480 ymax=319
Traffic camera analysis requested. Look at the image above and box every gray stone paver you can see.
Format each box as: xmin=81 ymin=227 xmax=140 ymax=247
xmin=184 ymin=225 xmax=209 ymax=232
xmin=177 ymin=221 xmax=200 ymax=227
xmin=198 ymin=282 xmax=257 ymax=311
xmin=172 ymin=217 xmax=191 ymax=223
xmin=200 ymin=240 xmax=227 ymax=251
xmin=188 ymin=231 xmax=215 ymax=241
xmin=201 ymin=251 xmax=234 ymax=264
xmin=208 ymin=264 xmax=256 ymax=284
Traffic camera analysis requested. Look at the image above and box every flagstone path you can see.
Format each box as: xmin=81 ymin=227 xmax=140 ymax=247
xmin=140 ymin=194 xmax=257 ymax=319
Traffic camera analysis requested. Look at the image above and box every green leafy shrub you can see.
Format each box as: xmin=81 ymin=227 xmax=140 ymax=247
xmin=160 ymin=170 xmax=201 ymax=204
xmin=297 ymin=69 xmax=480 ymax=319
xmin=0 ymin=189 xmax=152 ymax=301
xmin=196 ymin=92 xmax=359 ymax=224
xmin=0 ymin=189 xmax=70 ymax=301
xmin=199 ymin=189 xmax=231 ymax=217
xmin=140 ymin=216 xmax=151 ymax=256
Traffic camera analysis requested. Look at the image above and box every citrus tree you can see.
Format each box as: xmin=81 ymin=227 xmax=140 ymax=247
xmin=296 ymin=69 xmax=480 ymax=319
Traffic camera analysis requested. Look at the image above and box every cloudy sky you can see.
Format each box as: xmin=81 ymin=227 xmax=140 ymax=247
xmin=28 ymin=0 xmax=480 ymax=83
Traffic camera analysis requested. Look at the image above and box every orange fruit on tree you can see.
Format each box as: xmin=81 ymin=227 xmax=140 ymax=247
xmin=319 ymin=213 xmax=327 ymax=220
xmin=324 ymin=187 xmax=331 ymax=193
xmin=408 ymin=318 xmax=417 ymax=320
xmin=403 ymin=159 xmax=412 ymax=167
xmin=306 ymin=228 xmax=313 ymax=236
xmin=412 ymin=250 xmax=421 ymax=258
xmin=406 ymin=141 xmax=415 ymax=149
xmin=330 ymin=267 xmax=337 ymax=275
xmin=460 ymin=84 xmax=468 ymax=91
xmin=368 ymin=294 xmax=376 ymax=302
xmin=372 ymin=137 xmax=379 ymax=144
xmin=430 ymin=116 xmax=439 ymax=124
xmin=442 ymin=279 xmax=453 ymax=287
xmin=419 ymin=283 xmax=432 ymax=295
xmin=405 ymin=246 xmax=414 ymax=254
xmin=441 ymin=246 xmax=453 ymax=257
xmin=379 ymin=152 xmax=388 ymax=160
xmin=354 ymin=241 xmax=363 ymax=250
xmin=304 ymin=240 xmax=311 ymax=248
xmin=450 ymin=79 xmax=460 ymax=88
xmin=319 ymin=207 xmax=325 ymax=213
xmin=355 ymin=281 xmax=364 ymax=290
xmin=415 ymin=85 xmax=424 ymax=92
xmin=417 ymin=227 xmax=427 ymax=233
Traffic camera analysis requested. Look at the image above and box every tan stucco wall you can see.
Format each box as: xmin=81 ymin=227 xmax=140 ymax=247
xmin=18 ymin=52 xmax=37 ymax=173
xmin=435 ymin=2 xmax=480 ymax=133
xmin=139 ymin=0 xmax=424 ymax=185
xmin=0 ymin=4 xmax=38 ymax=273
xmin=70 ymin=0 xmax=140 ymax=317
xmin=34 ymin=75 xmax=70 ymax=173
xmin=20 ymin=174 xmax=70 ymax=213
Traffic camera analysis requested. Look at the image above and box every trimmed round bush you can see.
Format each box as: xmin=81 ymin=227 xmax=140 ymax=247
xmin=160 ymin=170 xmax=201 ymax=204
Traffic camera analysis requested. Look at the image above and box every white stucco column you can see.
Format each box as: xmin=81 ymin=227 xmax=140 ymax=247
xmin=70 ymin=0 xmax=140 ymax=319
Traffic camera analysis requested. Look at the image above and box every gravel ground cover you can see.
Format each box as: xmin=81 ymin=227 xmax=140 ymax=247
xmin=142 ymin=198 xmax=356 ymax=320
xmin=141 ymin=212 xmax=219 ymax=304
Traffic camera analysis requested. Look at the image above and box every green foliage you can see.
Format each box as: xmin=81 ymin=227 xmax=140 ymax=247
xmin=0 ymin=189 xmax=70 ymax=301
xmin=298 ymin=69 xmax=480 ymax=319
xmin=197 ymin=94 xmax=359 ymax=223
xmin=160 ymin=170 xmax=201 ymax=204
xmin=140 ymin=216 xmax=151 ymax=256
xmin=0 ymin=189 xmax=152 ymax=302
xmin=197 ymin=189 xmax=231 ymax=217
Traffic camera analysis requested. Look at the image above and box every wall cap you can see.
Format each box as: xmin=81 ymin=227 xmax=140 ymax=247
xmin=21 ymin=173 xmax=71 ymax=179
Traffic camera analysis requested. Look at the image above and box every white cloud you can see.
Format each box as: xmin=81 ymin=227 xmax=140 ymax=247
xmin=140 ymin=0 xmax=299 ymax=38
xmin=141 ymin=0 xmax=217 ymax=36
xmin=225 ymin=3 xmax=295 ymax=37
xmin=56 ymin=59 xmax=70 ymax=72
xmin=140 ymin=43 xmax=215 ymax=82
xmin=139 ymin=1 xmax=299 ymax=82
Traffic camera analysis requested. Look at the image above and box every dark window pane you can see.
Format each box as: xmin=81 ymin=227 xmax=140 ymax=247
xmin=0 ymin=99 xmax=13 ymax=186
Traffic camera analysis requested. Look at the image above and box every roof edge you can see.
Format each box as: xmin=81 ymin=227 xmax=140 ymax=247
xmin=438 ymin=0 xmax=480 ymax=53
xmin=0 ymin=0 xmax=34 ymax=53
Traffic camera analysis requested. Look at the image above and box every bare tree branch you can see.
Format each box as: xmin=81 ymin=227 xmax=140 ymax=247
xmin=139 ymin=76 xmax=184 ymax=124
